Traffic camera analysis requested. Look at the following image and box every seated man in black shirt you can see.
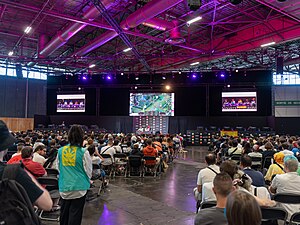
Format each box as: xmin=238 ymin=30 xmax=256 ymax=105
xmin=0 ymin=120 xmax=52 ymax=211
xmin=194 ymin=172 xmax=234 ymax=225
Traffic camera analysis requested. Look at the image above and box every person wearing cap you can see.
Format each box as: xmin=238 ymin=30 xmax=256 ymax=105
xmin=0 ymin=120 xmax=52 ymax=211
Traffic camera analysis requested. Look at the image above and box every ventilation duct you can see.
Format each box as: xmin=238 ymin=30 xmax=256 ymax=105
xmin=165 ymin=21 xmax=185 ymax=44
xmin=39 ymin=0 xmax=117 ymax=58
xmin=72 ymin=0 xmax=184 ymax=57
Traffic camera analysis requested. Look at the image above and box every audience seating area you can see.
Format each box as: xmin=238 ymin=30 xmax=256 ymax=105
xmin=4 ymin=125 xmax=300 ymax=225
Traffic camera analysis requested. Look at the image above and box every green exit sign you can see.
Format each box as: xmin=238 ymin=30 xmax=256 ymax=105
xmin=275 ymin=101 xmax=300 ymax=106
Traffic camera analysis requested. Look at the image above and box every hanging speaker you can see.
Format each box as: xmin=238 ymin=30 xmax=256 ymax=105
xmin=276 ymin=57 xmax=284 ymax=75
xmin=16 ymin=64 xmax=23 ymax=79
xmin=187 ymin=0 xmax=201 ymax=11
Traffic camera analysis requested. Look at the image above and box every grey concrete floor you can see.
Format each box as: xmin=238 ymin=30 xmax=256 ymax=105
xmin=43 ymin=146 xmax=208 ymax=225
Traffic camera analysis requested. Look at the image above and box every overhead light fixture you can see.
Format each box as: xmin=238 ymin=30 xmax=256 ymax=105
xmin=89 ymin=64 xmax=95 ymax=68
xmin=123 ymin=48 xmax=132 ymax=52
xmin=8 ymin=51 xmax=13 ymax=56
xmin=24 ymin=26 xmax=32 ymax=34
xmin=190 ymin=62 xmax=199 ymax=66
xmin=235 ymin=69 xmax=239 ymax=72
xmin=165 ymin=85 xmax=171 ymax=90
xmin=121 ymin=72 xmax=124 ymax=75
xmin=187 ymin=16 xmax=202 ymax=25
xmin=162 ymin=76 xmax=166 ymax=80
xmin=261 ymin=41 xmax=276 ymax=47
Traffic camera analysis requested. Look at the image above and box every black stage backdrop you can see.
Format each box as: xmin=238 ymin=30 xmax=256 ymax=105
xmin=43 ymin=70 xmax=280 ymax=133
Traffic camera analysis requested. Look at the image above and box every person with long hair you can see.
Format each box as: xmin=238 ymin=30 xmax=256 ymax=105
xmin=57 ymin=125 xmax=92 ymax=225
xmin=226 ymin=190 xmax=262 ymax=225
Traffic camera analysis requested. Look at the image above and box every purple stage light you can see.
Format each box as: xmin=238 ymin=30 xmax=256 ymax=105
xmin=106 ymin=75 xmax=112 ymax=80
xmin=82 ymin=76 xmax=87 ymax=80
xmin=220 ymin=73 xmax=225 ymax=78
xmin=191 ymin=72 xmax=198 ymax=79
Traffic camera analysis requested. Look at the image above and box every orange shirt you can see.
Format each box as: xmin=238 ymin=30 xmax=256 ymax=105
xmin=153 ymin=141 xmax=162 ymax=152
xmin=143 ymin=146 xmax=158 ymax=165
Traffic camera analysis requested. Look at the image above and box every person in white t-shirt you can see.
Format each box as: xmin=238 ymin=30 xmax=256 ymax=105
xmin=100 ymin=138 xmax=116 ymax=165
xmin=270 ymin=155 xmax=300 ymax=219
xmin=194 ymin=153 xmax=220 ymax=201
xmin=32 ymin=144 xmax=47 ymax=166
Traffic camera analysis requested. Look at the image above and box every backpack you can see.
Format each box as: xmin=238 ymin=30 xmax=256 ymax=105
xmin=0 ymin=164 xmax=41 ymax=225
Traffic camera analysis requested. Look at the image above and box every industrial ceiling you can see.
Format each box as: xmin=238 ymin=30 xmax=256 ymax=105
xmin=0 ymin=0 xmax=299 ymax=75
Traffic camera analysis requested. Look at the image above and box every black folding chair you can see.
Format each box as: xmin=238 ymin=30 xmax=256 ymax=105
xmin=262 ymin=156 xmax=273 ymax=169
xmin=45 ymin=168 xmax=59 ymax=178
xmin=250 ymin=156 xmax=262 ymax=171
xmin=273 ymin=193 xmax=300 ymax=204
xmin=196 ymin=200 xmax=216 ymax=213
xmin=261 ymin=207 xmax=287 ymax=225
xmin=127 ymin=155 xmax=143 ymax=177
xmin=290 ymin=212 xmax=300 ymax=225
xmin=100 ymin=154 xmax=114 ymax=177
xmin=91 ymin=164 xmax=106 ymax=196
xmin=142 ymin=156 xmax=160 ymax=177
xmin=113 ymin=153 xmax=128 ymax=177
xmin=230 ymin=154 xmax=241 ymax=165
xmin=37 ymin=177 xmax=60 ymax=221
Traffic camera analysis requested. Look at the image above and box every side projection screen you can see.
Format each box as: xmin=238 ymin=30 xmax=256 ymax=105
xmin=57 ymin=94 xmax=85 ymax=112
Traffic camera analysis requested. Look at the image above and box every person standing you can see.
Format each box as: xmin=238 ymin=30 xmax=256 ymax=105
xmin=57 ymin=125 xmax=92 ymax=225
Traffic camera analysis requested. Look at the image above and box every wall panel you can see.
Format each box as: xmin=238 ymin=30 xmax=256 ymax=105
xmin=0 ymin=117 xmax=34 ymax=131
xmin=0 ymin=76 xmax=47 ymax=118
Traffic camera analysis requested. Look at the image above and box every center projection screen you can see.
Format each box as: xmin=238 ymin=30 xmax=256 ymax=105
xmin=222 ymin=91 xmax=257 ymax=112
xmin=129 ymin=93 xmax=175 ymax=116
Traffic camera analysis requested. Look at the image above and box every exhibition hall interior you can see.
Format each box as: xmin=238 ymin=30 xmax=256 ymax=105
xmin=0 ymin=0 xmax=300 ymax=224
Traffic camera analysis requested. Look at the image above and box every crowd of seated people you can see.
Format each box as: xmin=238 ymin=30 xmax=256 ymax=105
xmin=195 ymin=134 xmax=300 ymax=224
xmin=4 ymin=129 xmax=183 ymax=179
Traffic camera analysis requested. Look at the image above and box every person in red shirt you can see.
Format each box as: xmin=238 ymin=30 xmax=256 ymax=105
xmin=21 ymin=146 xmax=47 ymax=178
xmin=7 ymin=142 xmax=24 ymax=164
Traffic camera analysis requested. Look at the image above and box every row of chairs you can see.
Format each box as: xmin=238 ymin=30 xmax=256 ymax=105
xmin=100 ymin=153 xmax=162 ymax=178
xmin=198 ymin=193 xmax=300 ymax=225
xmin=36 ymin=168 xmax=60 ymax=222
xmin=229 ymin=154 xmax=273 ymax=170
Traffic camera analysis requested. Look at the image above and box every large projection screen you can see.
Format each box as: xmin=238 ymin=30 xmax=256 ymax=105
xmin=129 ymin=93 xmax=174 ymax=116
xmin=222 ymin=92 xmax=257 ymax=112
